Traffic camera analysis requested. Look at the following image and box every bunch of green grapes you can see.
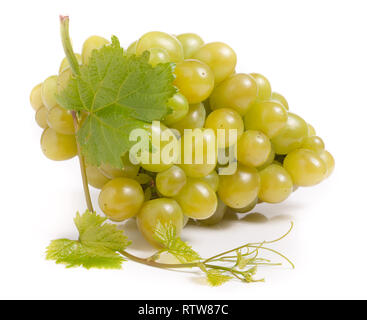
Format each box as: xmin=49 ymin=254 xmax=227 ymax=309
xmin=30 ymin=32 xmax=335 ymax=248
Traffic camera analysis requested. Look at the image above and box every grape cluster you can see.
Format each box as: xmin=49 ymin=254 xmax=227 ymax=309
xmin=30 ymin=31 xmax=335 ymax=248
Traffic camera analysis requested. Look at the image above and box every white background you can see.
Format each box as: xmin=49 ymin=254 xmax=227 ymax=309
xmin=0 ymin=0 xmax=366 ymax=300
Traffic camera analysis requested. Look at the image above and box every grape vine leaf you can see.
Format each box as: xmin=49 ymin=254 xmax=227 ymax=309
xmin=46 ymin=210 xmax=130 ymax=269
xmin=154 ymin=220 xmax=201 ymax=263
xmin=205 ymin=269 xmax=233 ymax=287
xmin=57 ymin=36 xmax=177 ymax=168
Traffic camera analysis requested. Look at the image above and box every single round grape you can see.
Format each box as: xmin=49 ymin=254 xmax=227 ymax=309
xmin=307 ymin=123 xmax=316 ymax=136
xmin=204 ymin=108 xmax=244 ymax=148
xmin=30 ymin=83 xmax=44 ymax=112
xmin=174 ymin=59 xmax=215 ymax=104
xmin=82 ymin=36 xmax=110 ymax=64
xmin=35 ymin=106 xmax=48 ymax=129
xmin=137 ymin=198 xmax=184 ymax=246
xmin=301 ymin=135 xmax=325 ymax=153
xmin=179 ymin=129 xmax=217 ymax=178
xmin=192 ymin=42 xmax=237 ymax=84
xmin=163 ymin=93 xmax=189 ymax=126
xmin=98 ymin=177 xmax=144 ymax=221
xmin=41 ymin=76 xmax=58 ymax=110
xmin=318 ymin=150 xmax=335 ymax=178
xmin=170 ymin=102 xmax=206 ymax=135
xmin=271 ymin=92 xmax=289 ymax=110
xmin=257 ymin=147 xmax=276 ymax=171
xmin=86 ymin=165 xmax=110 ymax=189
xmin=250 ymin=73 xmax=272 ymax=100
xmin=177 ymin=33 xmax=204 ymax=59
xmin=136 ymin=31 xmax=184 ymax=63
xmin=174 ymin=180 xmax=217 ymax=219
xmin=227 ymin=197 xmax=258 ymax=214
xmin=99 ymin=153 xmax=140 ymax=179
xmin=148 ymin=47 xmax=170 ymax=66
xmin=283 ymin=149 xmax=327 ymax=186
xmin=156 ymin=165 xmax=187 ymax=197
xmin=218 ymin=165 xmax=260 ymax=209
xmin=271 ymin=113 xmax=308 ymax=154
xmin=46 ymin=105 xmax=75 ymax=135
xmin=237 ymin=130 xmax=272 ymax=167
xmin=40 ymin=128 xmax=77 ymax=161
xmin=59 ymin=54 xmax=82 ymax=73
xmin=57 ymin=68 xmax=73 ymax=94
xmin=259 ymin=164 xmax=293 ymax=203
xmin=210 ymin=73 xmax=258 ymax=116
xmin=126 ymin=40 xmax=137 ymax=55
xmin=199 ymin=199 xmax=227 ymax=226
xmin=189 ymin=170 xmax=219 ymax=192
xmin=244 ymin=100 xmax=288 ymax=138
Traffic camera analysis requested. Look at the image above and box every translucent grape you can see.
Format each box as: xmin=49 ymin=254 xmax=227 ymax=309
xmin=237 ymin=130 xmax=272 ymax=167
xmin=59 ymin=54 xmax=82 ymax=73
xmin=136 ymin=31 xmax=184 ymax=63
xmin=148 ymin=47 xmax=170 ymax=66
xmin=259 ymin=164 xmax=293 ymax=203
xmin=218 ymin=165 xmax=260 ymax=209
xmin=283 ymin=149 xmax=327 ymax=186
xmin=30 ymin=83 xmax=44 ymax=112
xmin=227 ymin=197 xmax=258 ymax=214
xmin=40 ymin=128 xmax=77 ymax=161
xmin=271 ymin=113 xmax=308 ymax=154
xmin=170 ymin=102 xmax=206 ymax=135
xmin=189 ymin=170 xmax=219 ymax=192
xmin=307 ymin=124 xmax=316 ymax=136
xmin=47 ymin=105 xmax=75 ymax=135
xmin=82 ymin=36 xmax=110 ymax=64
xmin=244 ymin=100 xmax=288 ymax=138
xmin=174 ymin=59 xmax=215 ymax=104
xmin=204 ymin=108 xmax=244 ymax=148
xmin=57 ymin=68 xmax=73 ymax=94
xmin=319 ymin=150 xmax=335 ymax=178
xmin=250 ymin=73 xmax=272 ymax=100
xmin=174 ymin=180 xmax=217 ymax=219
xmin=210 ymin=73 xmax=258 ymax=116
xmin=41 ymin=76 xmax=58 ymax=110
xmin=99 ymin=153 xmax=140 ymax=179
xmin=192 ymin=42 xmax=237 ymax=84
xmin=271 ymin=92 xmax=289 ymax=110
xmin=126 ymin=40 xmax=137 ymax=55
xmin=301 ymin=136 xmax=325 ymax=153
xmin=177 ymin=33 xmax=204 ymax=59
xmin=137 ymin=198 xmax=184 ymax=246
xmin=86 ymin=165 xmax=110 ymax=189
xmin=156 ymin=165 xmax=187 ymax=197
xmin=199 ymin=199 xmax=227 ymax=226
xmin=98 ymin=177 xmax=144 ymax=221
xmin=163 ymin=93 xmax=189 ymax=126
xmin=35 ymin=106 xmax=48 ymax=129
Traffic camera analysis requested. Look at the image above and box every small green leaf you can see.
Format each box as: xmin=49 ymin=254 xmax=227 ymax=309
xmin=206 ymin=269 xmax=232 ymax=287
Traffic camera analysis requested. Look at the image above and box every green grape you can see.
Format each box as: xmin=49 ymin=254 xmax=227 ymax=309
xmin=218 ymin=165 xmax=260 ymax=209
xmin=227 ymin=197 xmax=258 ymax=214
xmin=210 ymin=73 xmax=258 ymax=116
xmin=319 ymin=150 xmax=335 ymax=178
xmin=204 ymin=108 xmax=244 ymax=148
xmin=47 ymin=105 xmax=75 ymax=135
xmin=174 ymin=59 xmax=215 ymax=104
xmin=86 ymin=165 xmax=110 ymax=189
xmin=136 ymin=31 xmax=184 ymax=63
xmin=250 ymin=73 xmax=272 ymax=100
xmin=237 ymin=130 xmax=272 ymax=167
xmin=148 ymin=47 xmax=170 ymax=66
xmin=99 ymin=153 xmax=140 ymax=179
xmin=179 ymin=129 xmax=217 ymax=178
xmin=137 ymin=198 xmax=184 ymax=246
xmin=30 ymin=83 xmax=44 ymax=112
xmin=271 ymin=92 xmax=289 ymax=110
xmin=192 ymin=42 xmax=237 ymax=84
xmin=126 ymin=40 xmax=137 ymax=55
xmin=283 ymin=149 xmax=327 ymax=186
xmin=41 ymin=76 xmax=58 ymax=110
xmin=177 ymin=33 xmax=204 ymax=59
xmin=40 ymin=127 xmax=77 ymax=161
xmin=57 ymin=68 xmax=73 ymax=94
xmin=244 ymin=100 xmax=288 ymax=138
xmin=59 ymin=53 xmax=82 ymax=73
xmin=170 ymin=102 xmax=206 ymax=135
xmin=259 ymin=164 xmax=293 ymax=203
xmin=271 ymin=113 xmax=308 ymax=154
xmin=35 ymin=106 xmax=48 ymax=129
xmin=183 ymin=214 xmax=189 ymax=227
xmin=257 ymin=147 xmax=276 ymax=171
xmin=98 ymin=177 xmax=144 ymax=221
xmin=174 ymin=180 xmax=217 ymax=219
xmin=301 ymin=136 xmax=325 ymax=153
xmin=307 ymin=123 xmax=316 ymax=136
xmin=82 ymin=35 xmax=110 ymax=65
xmin=163 ymin=93 xmax=189 ymax=126
xmin=199 ymin=199 xmax=227 ymax=225
xmin=189 ymin=170 xmax=219 ymax=192
xmin=156 ymin=165 xmax=187 ymax=197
